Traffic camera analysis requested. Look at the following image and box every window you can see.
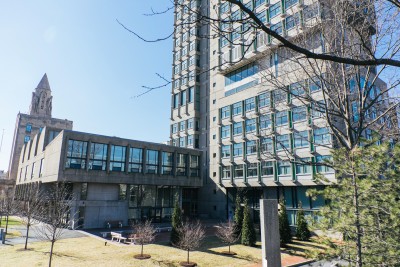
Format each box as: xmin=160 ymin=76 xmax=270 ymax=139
xmin=225 ymin=63 xmax=259 ymax=86
xmin=233 ymin=122 xmax=243 ymax=136
xmin=352 ymin=101 xmax=359 ymax=122
xmin=312 ymin=101 xmax=325 ymax=118
xmin=245 ymin=98 xmax=255 ymax=112
xmin=232 ymin=102 xmax=242 ymax=116
xmin=189 ymin=71 xmax=195 ymax=81
xmin=314 ymin=128 xmax=331 ymax=145
xmin=294 ymin=131 xmax=309 ymax=148
xmin=222 ymin=166 xmax=231 ymax=179
xmin=285 ymin=0 xmax=298 ymax=9
xmin=259 ymin=114 xmax=272 ymax=130
xmin=292 ymin=106 xmax=307 ymax=122
xmin=290 ymin=82 xmax=305 ymax=97
xmin=174 ymin=80 xmax=180 ymax=89
xmin=187 ymin=135 xmax=194 ymax=146
xmin=129 ymin=148 xmax=142 ymax=173
xmin=275 ymin=110 xmax=288 ymax=126
xmin=181 ymin=90 xmax=187 ymax=105
xmin=316 ymin=155 xmax=333 ymax=173
xmin=220 ymin=2 xmax=230 ymax=13
xmin=245 ymin=118 xmax=256 ymax=133
xmin=66 ymin=140 xmax=88 ymax=169
xmin=270 ymin=2 xmax=281 ymax=18
xmin=254 ymin=0 xmax=264 ymax=9
xmin=162 ymin=152 xmax=173 ymax=175
xmin=188 ymin=87 xmax=194 ymax=103
xmin=256 ymin=10 xmax=267 ymax=23
xmin=221 ymin=106 xmax=230 ymax=119
xmin=234 ymin=164 xmax=244 ymax=178
xmin=273 ymin=89 xmax=286 ymax=104
xmin=258 ymin=92 xmax=270 ymax=108
xmin=270 ymin=21 xmax=283 ymax=35
xmin=173 ymin=93 xmax=179 ymax=108
xmin=174 ymin=65 xmax=180 ymax=75
xmin=309 ymin=77 xmax=322 ymax=92
xmin=182 ymin=59 xmax=188 ymax=69
xmin=24 ymin=135 xmax=30 ymax=143
xmin=246 ymin=140 xmax=257 ymax=155
xmin=180 ymin=121 xmax=186 ymax=132
xmin=39 ymin=158 xmax=44 ymax=177
xmin=187 ymin=118 xmax=194 ymax=129
xmin=296 ymin=158 xmax=312 ymax=174
xmin=247 ymin=163 xmax=258 ymax=177
xmin=221 ymin=145 xmax=231 ymax=158
xmin=172 ymin=123 xmax=178 ymax=133
xmin=233 ymin=143 xmax=243 ymax=157
xmin=190 ymin=155 xmax=200 ymax=177
xmin=278 ymin=161 xmax=292 ymax=175
xmin=89 ymin=143 xmax=108 ymax=171
xmin=285 ymin=13 xmax=300 ymax=30
xmin=221 ymin=125 xmax=231 ymax=139
xmin=232 ymin=26 xmax=241 ymax=41
xmin=261 ymin=161 xmax=274 ymax=176
xmin=119 ymin=184 xmax=127 ymax=200
xmin=110 ymin=145 xmax=126 ymax=172
xmin=261 ymin=137 xmax=274 ymax=153
xmin=26 ymin=124 xmax=32 ymax=133
xmin=146 ymin=150 xmax=159 ymax=174
xmin=179 ymin=137 xmax=186 ymax=147
xmin=176 ymin=153 xmax=187 ymax=176
xmin=80 ymin=183 xmax=88 ymax=200
xmin=276 ymin=134 xmax=290 ymax=151
xmin=31 ymin=162 xmax=35 ymax=179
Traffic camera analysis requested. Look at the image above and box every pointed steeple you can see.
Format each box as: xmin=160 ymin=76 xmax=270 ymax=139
xmin=29 ymin=74 xmax=53 ymax=117
xmin=36 ymin=73 xmax=51 ymax=91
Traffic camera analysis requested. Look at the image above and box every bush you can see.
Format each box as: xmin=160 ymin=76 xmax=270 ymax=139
xmin=170 ymin=194 xmax=182 ymax=245
xmin=295 ymin=203 xmax=311 ymax=241
xmin=241 ymin=198 xmax=256 ymax=246
xmin=279 ymin=198 xmax=292 ymax=246
xmin=233 ymin=194 xmax=243 ymax=237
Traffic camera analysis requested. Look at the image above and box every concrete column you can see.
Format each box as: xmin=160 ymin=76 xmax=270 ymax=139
xmin=86 ymin=140 xmax=91 ymax=171
xmin=125 ymin=145 xmax=130 ymax=174
xmin=106 ymin=143 xmax=111 ymax=174
xmin=142 ymin=147 xmax=147 ymax=174
xmin=260 ymin=199 xmax=281 ymax=267
xmin=158 ymin=149 xmax=162 ymax=176
xmin=173 ymin=150 xmax=177 ymax=177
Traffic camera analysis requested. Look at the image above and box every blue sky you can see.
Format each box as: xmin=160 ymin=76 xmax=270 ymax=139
xmin=0 ymin=1 xmax=174 ymax=170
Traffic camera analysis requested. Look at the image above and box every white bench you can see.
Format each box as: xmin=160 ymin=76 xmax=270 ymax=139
xmin=111 ymin=232 xmax=127 ymax=243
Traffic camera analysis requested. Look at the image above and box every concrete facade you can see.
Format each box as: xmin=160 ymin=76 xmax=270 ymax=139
xmin=169 ymin=0 xmax=390 ymax=224
xmin=8 ymin=74 xmax=73 ymax=181
xmin=15 ymin=129 xmax=202 ymax=229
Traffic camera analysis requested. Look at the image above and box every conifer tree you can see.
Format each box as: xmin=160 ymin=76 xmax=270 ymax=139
xmin=295 ymin=202 xmax=311 ymax=241
xmin=170 ymin=193 xmax=182 ymax=245
xmin=279 ymin=198 xmax=292 ymax=246
xmin=233 ymin=194 xmax=243 ymax=237
xmin=241 ymin=198 xmax=256 ymax=246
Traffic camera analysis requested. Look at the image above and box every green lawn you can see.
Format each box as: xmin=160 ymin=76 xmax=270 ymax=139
xmin=0 ymin=216 xmax=23 ymax=227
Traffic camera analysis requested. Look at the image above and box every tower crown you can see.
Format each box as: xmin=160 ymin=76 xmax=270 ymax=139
xmin=29 ymin=73 xmax=53 ymax=117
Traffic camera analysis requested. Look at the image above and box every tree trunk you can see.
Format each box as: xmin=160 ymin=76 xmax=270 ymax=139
xmin=351 ymin=153 xmax=363 ymax=267
xmin=141 ymin=243 xmax=144 ymax=256
xmin=5 ymin=215 xmax=9 ymax=234
xmin=25 ymin=223 xmax=30 ymax=250
xmin=187 ymin=249 xmax=190 ymax=263
xmin=0 ymin=215 xmax=2 ymax=227
xmin=49 ymin=240 xmax=55 ymax=267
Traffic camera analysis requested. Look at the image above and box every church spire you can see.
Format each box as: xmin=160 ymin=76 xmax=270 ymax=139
xmin=29 ymin=73 xmax=53 ymax=117
xmin=36 ymin=73 xmax=51 ymax=91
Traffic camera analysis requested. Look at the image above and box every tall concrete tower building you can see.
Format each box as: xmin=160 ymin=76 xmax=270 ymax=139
xmin=171 ymin=0 xmax=388 ymax=223
xmin=8 ymin=74 xmax=73 ymax=180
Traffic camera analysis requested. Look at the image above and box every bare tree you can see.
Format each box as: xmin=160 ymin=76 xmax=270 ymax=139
xmin=215 ymin=221 xmax=240 ymax=255
xmin=0 ymin=186 xmax=16 ymax=235
xmin=18 ymin=183 xmax=44 ymax=250
xmin=131 ymin=219 xmax=156 ymax=260
xmin=174 ymin=220 xmax=205 ymax=267
xmin=35 ymin=183 xmax=75 ymax=267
